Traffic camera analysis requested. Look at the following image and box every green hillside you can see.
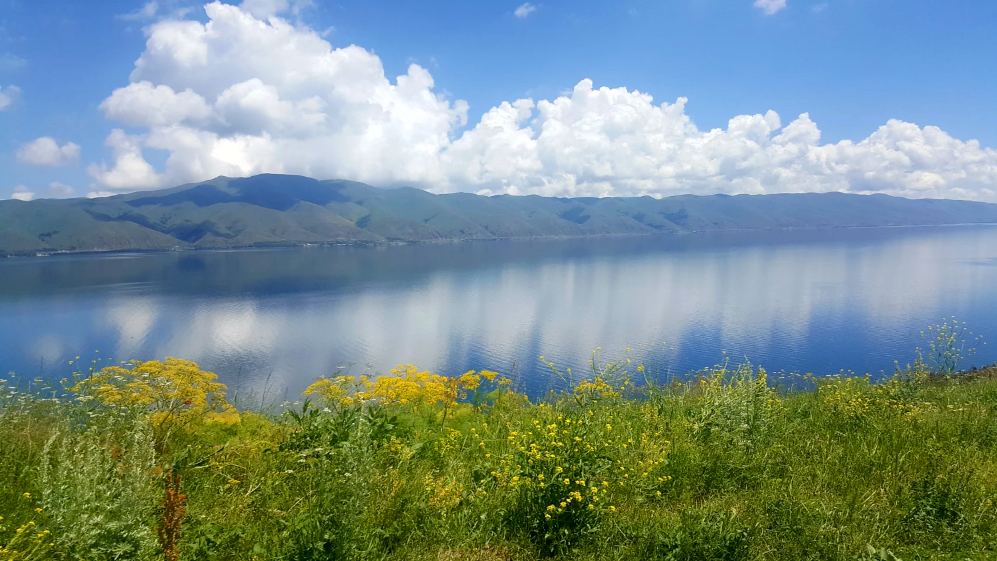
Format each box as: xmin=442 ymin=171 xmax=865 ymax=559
xmin=3 ymin=173 xmax=997 ymax=255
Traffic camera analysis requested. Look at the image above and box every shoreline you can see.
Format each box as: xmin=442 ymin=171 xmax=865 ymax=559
xmin=5 ymin=220 xmax=997 ymax=261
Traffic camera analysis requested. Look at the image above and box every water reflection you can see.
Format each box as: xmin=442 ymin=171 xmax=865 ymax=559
xmin=2 ymin=226 xmax=996 ymax=397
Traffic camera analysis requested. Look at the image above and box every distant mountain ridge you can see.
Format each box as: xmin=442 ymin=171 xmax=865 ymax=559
xmin=2 ymin=174 xmax=997 ymax=256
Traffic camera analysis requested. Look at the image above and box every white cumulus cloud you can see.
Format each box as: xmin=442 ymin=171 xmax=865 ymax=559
xmin=89 ymin=1 xmax=997 ymax=202
xmin=16 ymin=137 xmax=81 ymax=167
xmin=100 ymin=81 xmax=213 ymax=127
xmin=92 ymin=1 xmax=467 ymax=191
xmin=514 ymin=3 xmax=537 ymax=18
xmin=0 ymin=84 xmax=19 ymax=111
xmin=754 ymin=0 xmax=787 ymax=16
xmin=11 ymin=185 xmax=34 ymax=201
xmin=88 ymin=129 xmax=163 ymax=190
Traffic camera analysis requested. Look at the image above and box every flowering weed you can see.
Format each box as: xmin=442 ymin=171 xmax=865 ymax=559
xmin=2 ymin=335 xmax=997 ymax=560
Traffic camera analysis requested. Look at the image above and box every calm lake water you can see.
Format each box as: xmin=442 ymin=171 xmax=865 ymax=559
xmin=2 ymin=225 xmax=997 ymax=399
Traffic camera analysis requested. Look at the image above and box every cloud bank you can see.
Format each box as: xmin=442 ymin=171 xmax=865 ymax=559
xmin=89 ymin=1 xmax=997 ymax=202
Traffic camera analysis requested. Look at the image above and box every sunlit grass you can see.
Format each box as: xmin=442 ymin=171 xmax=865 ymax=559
xmin=1 ymin=322 xmax=996 ymax=560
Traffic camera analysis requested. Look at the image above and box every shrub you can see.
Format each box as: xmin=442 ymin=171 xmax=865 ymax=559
xmin=38 ymin=418 xmax=158 ymax=560
xmin=497 ymin=408 xmax=615 ymax=555
xmin=692 ymin=361 xmax=780 ymax=453
xmin=920 ymin=318 xmax=984 ymax=376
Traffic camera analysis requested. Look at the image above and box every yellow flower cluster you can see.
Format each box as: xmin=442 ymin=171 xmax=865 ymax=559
xmin=300 ymin=375 xmax=362 ymax=407
xmin=819 ymin=376 xmax=874 ymax=419
xmin=0 ymin=509 xmax=54 ymax=560
xmin=432 ymin=427 xmax=465 ymax=455
xmin=71 ymin=358 xmax=238 ymax=431
xmin=304 ymin=365 xmax=503 ymax=408
xmin=423 ymin=474 xmax=464 ymax=511
xmin=573 ymin=377 xmax=621 ymax=400
xmin=476 ymin=400 xmax=672 ymax=534
xmin=819 ymin=373 xmax=932 ymax=421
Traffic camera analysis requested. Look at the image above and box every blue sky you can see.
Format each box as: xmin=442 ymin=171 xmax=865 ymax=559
xmin=2 ymin=0 xmax=996 ymax=201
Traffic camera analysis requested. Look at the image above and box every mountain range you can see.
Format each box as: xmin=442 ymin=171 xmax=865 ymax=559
xmin=2 ymin=174 xmax=997 ymax=256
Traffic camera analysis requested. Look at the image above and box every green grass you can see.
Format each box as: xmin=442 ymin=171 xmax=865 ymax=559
xmin=4 ymin=356 xmax=997 ymax=560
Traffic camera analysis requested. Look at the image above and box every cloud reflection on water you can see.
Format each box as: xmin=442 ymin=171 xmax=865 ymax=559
xmin=2 ymin=226 xmax=996 ymax=397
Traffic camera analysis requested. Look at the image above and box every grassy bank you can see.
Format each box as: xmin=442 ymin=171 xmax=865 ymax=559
xmin=3 ymin=349 xmax=997 ymax=560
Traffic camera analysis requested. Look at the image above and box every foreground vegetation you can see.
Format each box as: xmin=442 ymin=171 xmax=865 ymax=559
xmin=3 ymin=329 xmax=997 ymax=560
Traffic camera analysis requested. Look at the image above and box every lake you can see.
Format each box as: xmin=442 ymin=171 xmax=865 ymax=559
xmin=2 ymin=225 xmax=996 ymax=400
